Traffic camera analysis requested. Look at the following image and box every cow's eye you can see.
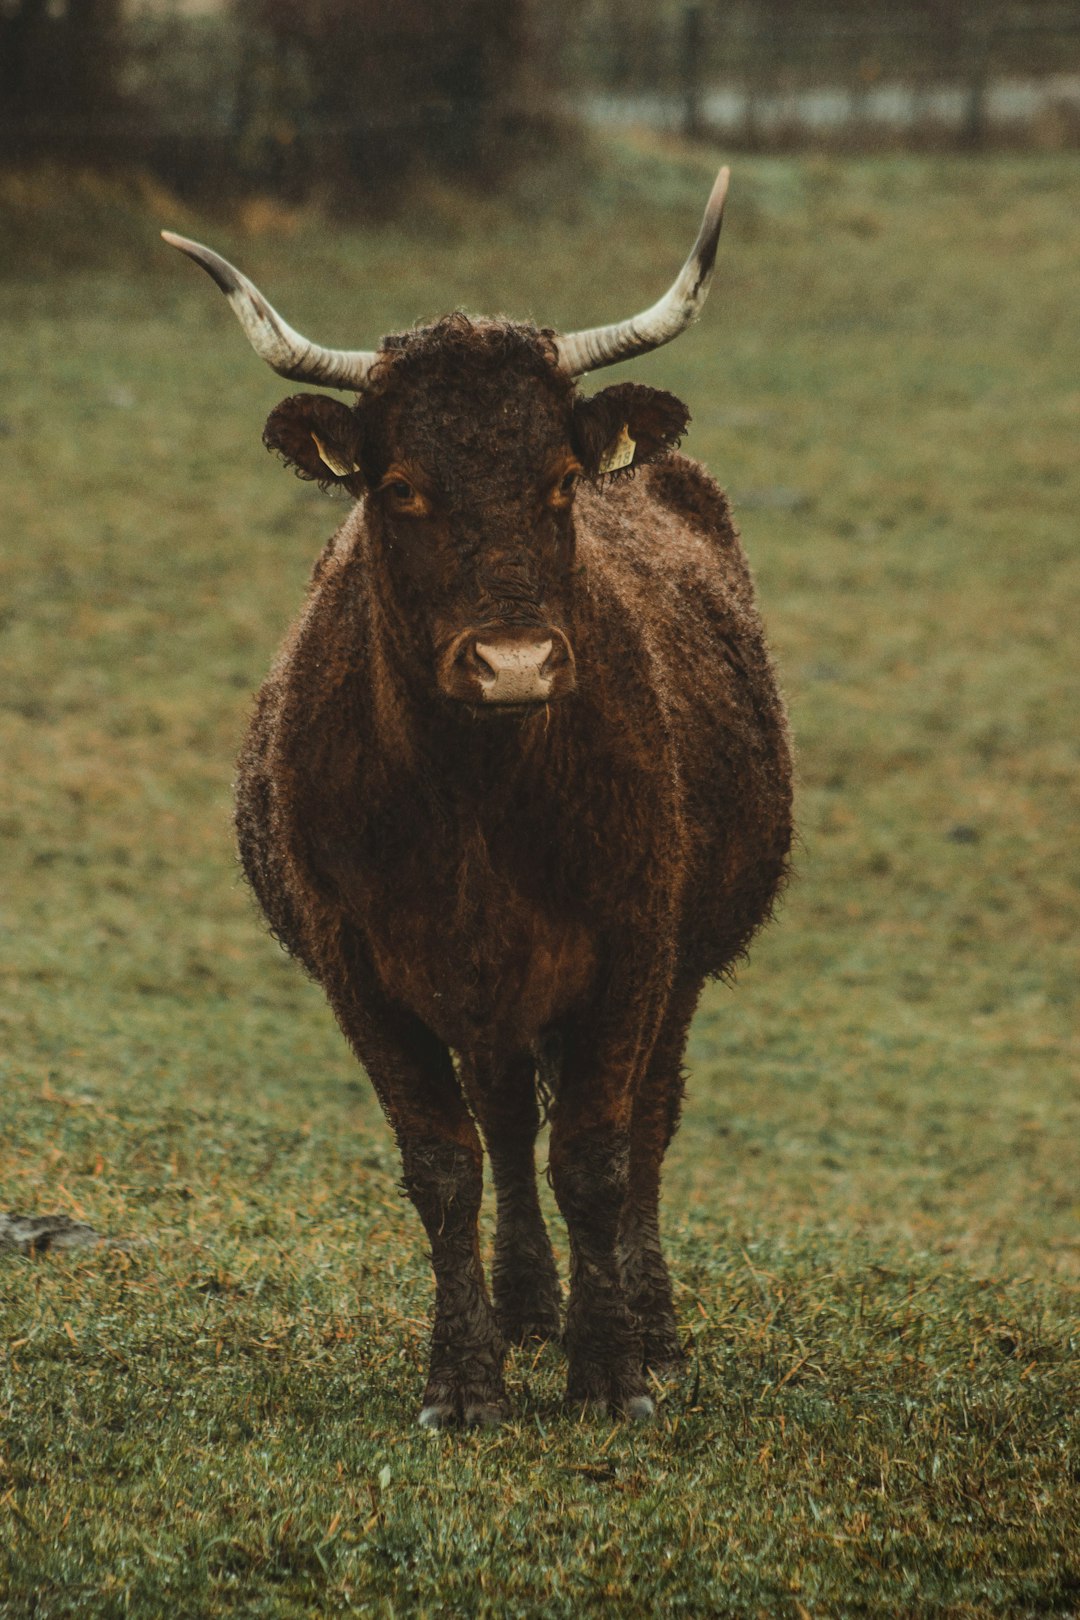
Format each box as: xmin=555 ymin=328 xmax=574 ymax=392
xmin=380 ymin=474 xmax=430 ymax=517
xmin=549 ymin=467 xmax=580 ymax=506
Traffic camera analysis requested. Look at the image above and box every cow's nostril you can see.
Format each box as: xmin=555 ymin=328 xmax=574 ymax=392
xmin=472 ymin=641 xmax=501 ymax=680
xmin=464 ymin=641 xmax=497 ymax=682
xmin=540 ymin=639 xmax=568 ymax=678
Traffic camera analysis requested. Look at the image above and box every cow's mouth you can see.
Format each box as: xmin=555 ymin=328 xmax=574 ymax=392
xmin=463 ymin=697 xmax=565 ymax=720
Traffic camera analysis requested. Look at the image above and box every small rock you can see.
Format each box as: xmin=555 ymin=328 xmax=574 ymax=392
xmin=1 ymin=1213 xmax=106 ymax=1255
xmin=946 ymin=824 xmax=981 ymax=845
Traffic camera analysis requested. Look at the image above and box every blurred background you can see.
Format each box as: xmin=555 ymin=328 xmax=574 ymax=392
xmin=1 ymin=0 xmax=1079 ymax=209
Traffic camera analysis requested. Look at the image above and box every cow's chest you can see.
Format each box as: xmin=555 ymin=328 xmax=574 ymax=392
xmin=352 ymin=825 xmax=598 ymax=1055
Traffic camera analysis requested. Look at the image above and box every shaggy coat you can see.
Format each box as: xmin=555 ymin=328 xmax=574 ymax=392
xmin=234 ymin=316 xmax=793 ymax=1425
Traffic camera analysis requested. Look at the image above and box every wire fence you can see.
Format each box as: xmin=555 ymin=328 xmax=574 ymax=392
xmin=568 ymin=2 xmax=1080 ymax=147
xmin=1 ymin=0 xmax=1078 ymax=201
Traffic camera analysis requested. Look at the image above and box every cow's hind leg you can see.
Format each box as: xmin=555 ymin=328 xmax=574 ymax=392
xmin=620 ymin=974 xmax=703 ymax=1373
xmin=333 ymin=979 xmax=507 ymax=1428
xmin=461 ymin=1051 xmax=562 ymax=1345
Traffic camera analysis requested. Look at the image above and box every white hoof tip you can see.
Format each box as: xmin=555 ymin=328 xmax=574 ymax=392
xmin=418 ymin=1405 xmax=453 ymax=1430
xmin=625 ymin=1395 xmax=655 ymax=1422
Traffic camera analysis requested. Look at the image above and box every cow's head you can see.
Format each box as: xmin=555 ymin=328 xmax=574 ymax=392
xmin=163 ymin=168 xmax=728 ymax=714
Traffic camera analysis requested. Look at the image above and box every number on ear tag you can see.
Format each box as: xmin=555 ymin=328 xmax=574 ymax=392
xmin=597 ymin=423 xmax=636 ymax=474
xmin=311 ymin=431 xmax=360 ymax=477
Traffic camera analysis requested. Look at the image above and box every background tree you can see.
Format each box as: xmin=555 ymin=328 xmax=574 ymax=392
xmin=0 ymin=0 xmax=125 ymax=164
xmin=234 ymin=0 xmax=549 ymax=207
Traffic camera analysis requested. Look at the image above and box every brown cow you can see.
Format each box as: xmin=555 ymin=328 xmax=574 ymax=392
xmin=164 ymin=168 xmax=793 ymax=1427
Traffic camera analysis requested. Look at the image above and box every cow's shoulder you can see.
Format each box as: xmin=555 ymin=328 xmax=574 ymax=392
xmin=579 ymin=452 xmax=740 ymax=554
xmin=641 ymin=452 xmax=739 ymax=547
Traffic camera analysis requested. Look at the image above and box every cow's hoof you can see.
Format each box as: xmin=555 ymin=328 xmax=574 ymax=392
xmin=418 ymin=1398 xmax=507 ymax=1430
xmin=565 ymin=1355 xmax=654 ymax=1421
xmin=568 ymin=1390 xmax=655 ymax=1422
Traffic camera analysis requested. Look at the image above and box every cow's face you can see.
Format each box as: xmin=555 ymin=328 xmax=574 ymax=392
xmin=164 ymin=166 xmax=725 ymax=712
xmin=264 ymin=318 xmax=688 ymax=713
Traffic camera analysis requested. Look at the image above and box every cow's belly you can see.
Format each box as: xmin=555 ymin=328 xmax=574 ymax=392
xmin=362 ymin=888 xmax=598 ymax=1056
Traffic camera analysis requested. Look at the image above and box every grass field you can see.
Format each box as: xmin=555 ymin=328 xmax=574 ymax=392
xmin=1 ymin=140 xmax=1078 ymax=1616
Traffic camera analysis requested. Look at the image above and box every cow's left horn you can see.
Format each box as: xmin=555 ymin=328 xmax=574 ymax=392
xmin=161 ymin=232 xmax=379 ymax=391
xmin=554 ymin=166 xmax=729 ymax=377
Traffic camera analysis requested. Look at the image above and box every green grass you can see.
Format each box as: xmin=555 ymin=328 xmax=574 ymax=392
xmin=1 ymin=140 xmax=1078 ymax=1616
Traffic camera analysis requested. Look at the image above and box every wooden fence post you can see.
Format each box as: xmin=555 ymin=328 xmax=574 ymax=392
xmin=961 ymin=16 xmax=991 ymax=148
xmin=681 ymin=3 xmax=704 ymax=140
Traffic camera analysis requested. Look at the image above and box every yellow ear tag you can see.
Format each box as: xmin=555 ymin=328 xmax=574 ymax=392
xmin=598 ymin=423 xmax=636 ymax=474
xmin=311 ymin=431 xmax=360 ymax=478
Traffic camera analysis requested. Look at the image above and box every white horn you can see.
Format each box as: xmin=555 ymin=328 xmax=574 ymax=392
xmin=554 ymin=166 xmax=730 ymax=377
xmin=161 ymin=231 xmax=379 ymax=391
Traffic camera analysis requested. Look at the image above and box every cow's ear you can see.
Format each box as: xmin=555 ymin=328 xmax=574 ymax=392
xmin=572 ymin=383 xmax=689 ymax=479
xmin=263 ymin=394 xmax=367 ymax=494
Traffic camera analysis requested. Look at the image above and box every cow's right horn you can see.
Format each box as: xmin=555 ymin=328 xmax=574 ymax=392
xmin=161 ymin=232 xmax=379 ymax=392
xmin=554 ymin=166 xmax=730 ymax=377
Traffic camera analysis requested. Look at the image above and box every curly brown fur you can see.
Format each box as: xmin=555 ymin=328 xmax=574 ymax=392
xmin=228 ymin=315 xmax=794 ymax=1425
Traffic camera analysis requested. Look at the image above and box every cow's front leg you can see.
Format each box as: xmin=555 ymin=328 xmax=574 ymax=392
xmin=548 ymin=1000 xmax=664 ymax=1419
xmin=401 ymin=1130 xmax=507 ymax=1429
xmin=549 ymin=1116 xmax=652 ymax=1418
xmin=332 ymin=978 xmax=507 ymax=1427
